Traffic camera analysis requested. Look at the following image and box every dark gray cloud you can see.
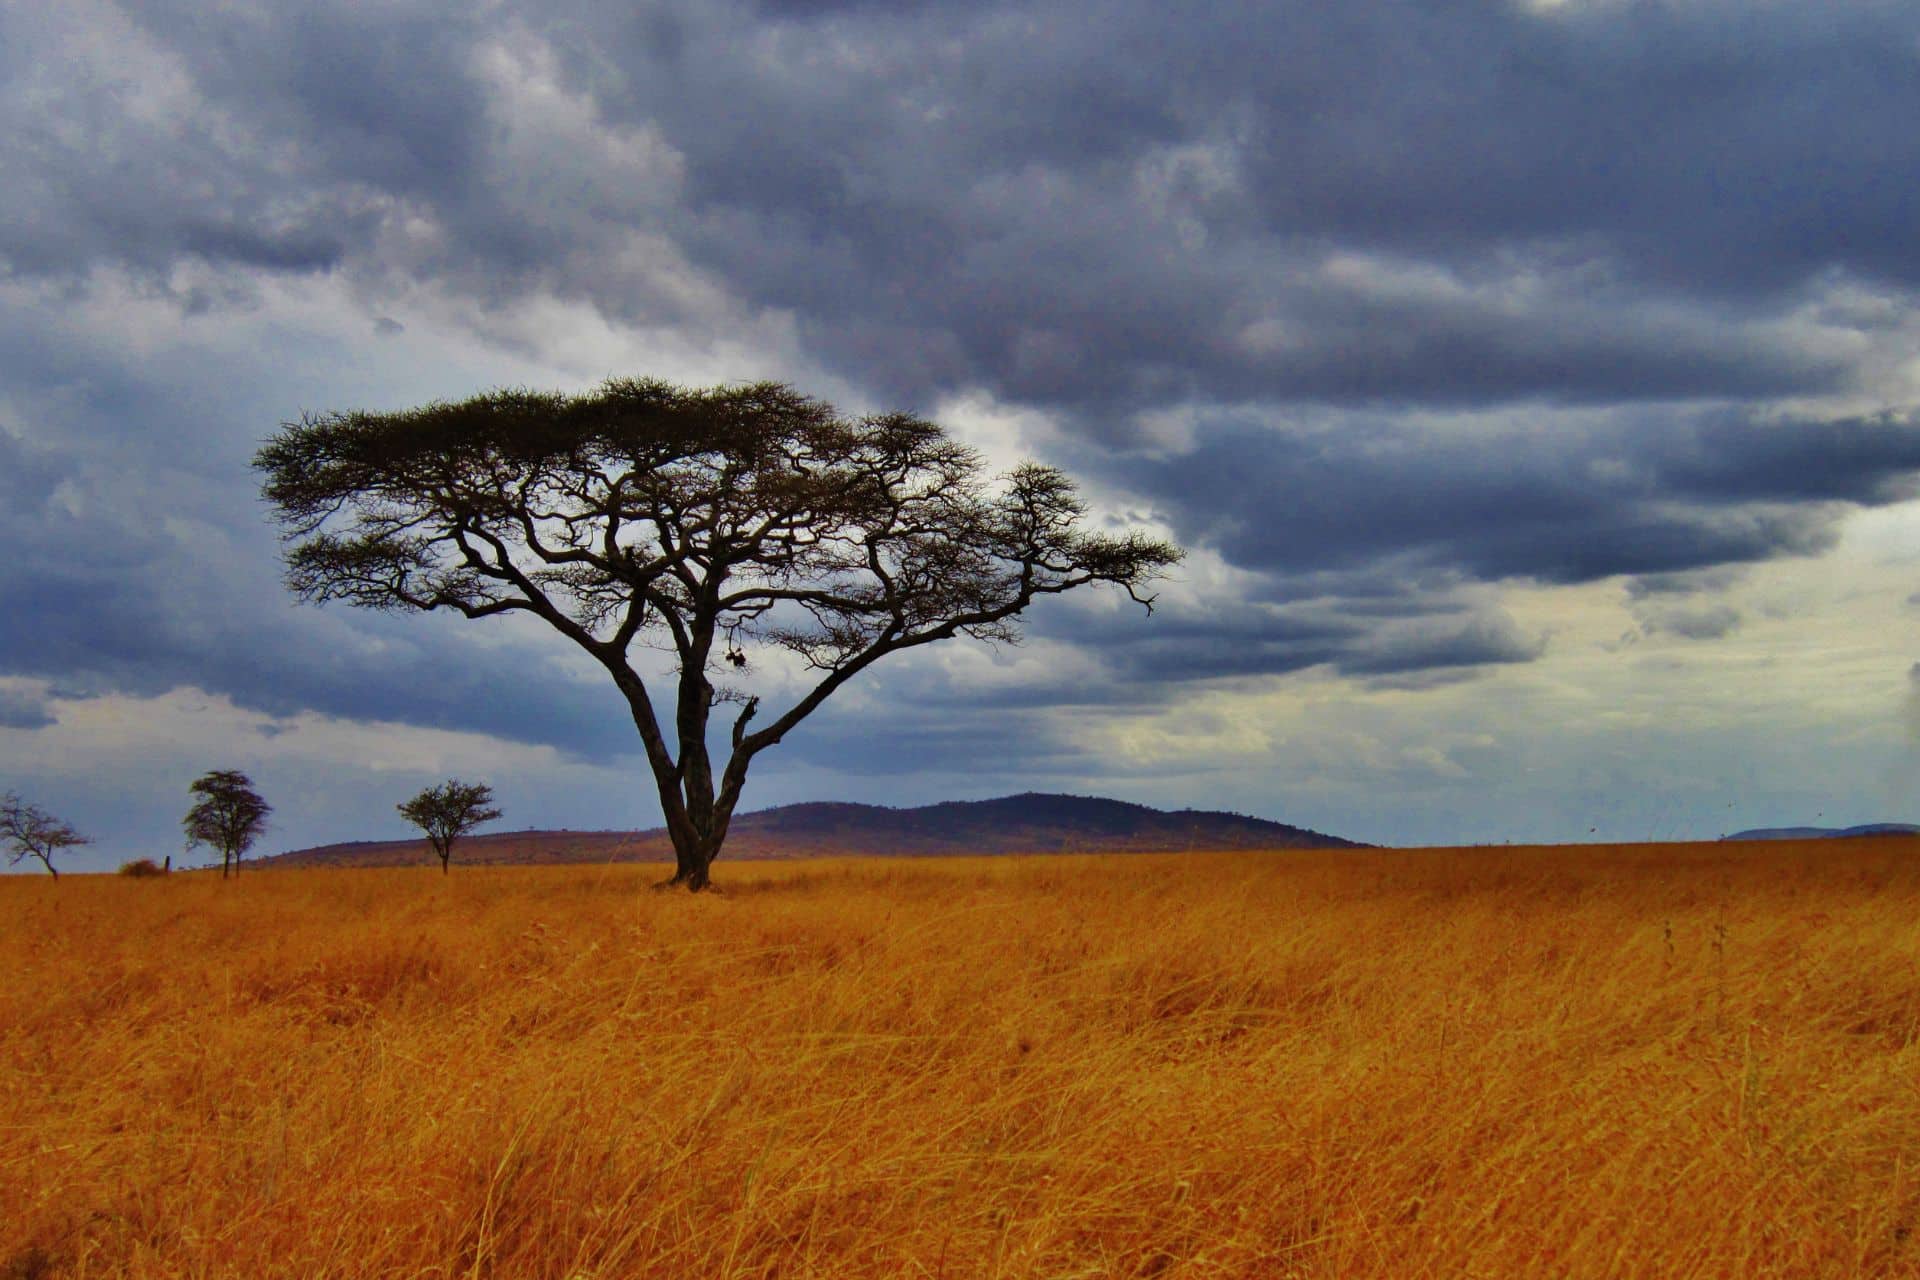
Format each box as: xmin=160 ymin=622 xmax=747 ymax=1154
xmin=1337 ymin=610 xmax=1545 ymax=676
xmin=1041 ymin=606 xmax=1358 ymax=685
xmin=1029 ymin=595 xmax=1545 ymax=689
xmin=0 ymin=686 xmax=55 ymax=730
xmin=1624 ymin=567 xmax=1748 ymax=600
xmin=10 ymin=0 xmax=1920 ymax=416
xmin=0 ymin=400 xmax=637 ymax=759
xmin=1636 ymin=604 xmax=1743 ymax=642
xmin=1623 ymin=568 xmax=1748 ymax=641
xmin=537 ymin=0 xmax=1917 ymax=415
xmin=1107 ymin=409 xmax=1920 ymax=588
xmin=0 ymin=563 xmax=637 ymax=757
xmin=0 ymin=4 xmax=477 ymax=284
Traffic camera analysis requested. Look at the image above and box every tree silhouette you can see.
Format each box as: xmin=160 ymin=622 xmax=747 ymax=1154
xmin=397 ymin=780 xmax=502 ymax=875
xmin=258 ymin=379 xmax=1179 ymax=890
xmin=183 ymin=770 xmax=271 ymax=879
xmin=1 ymin=793 xmax=90 ymax=881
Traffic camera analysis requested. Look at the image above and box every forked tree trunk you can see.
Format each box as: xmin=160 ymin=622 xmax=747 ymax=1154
xmin=678 ymin=855 xmax=714 ymax=892
xmin=662 ymin=824 xmax=720 ymax=892
xmin=665 ymin=845 xmax=716 ymax=891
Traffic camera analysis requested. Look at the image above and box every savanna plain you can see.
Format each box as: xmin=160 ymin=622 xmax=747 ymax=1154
xmin=6 ymin=841 xmax=1920 ymax=1278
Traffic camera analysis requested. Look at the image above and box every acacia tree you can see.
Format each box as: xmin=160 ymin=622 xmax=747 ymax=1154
xmin=183 ymin=770 xmax=272 ymax=879
xmin=257 ymin=379 xmax=1180 ymax=891
xmin=398 ymin=780 xmax=503 ymax=875
xmin=1 ymin=793 xmax=90 ymax=881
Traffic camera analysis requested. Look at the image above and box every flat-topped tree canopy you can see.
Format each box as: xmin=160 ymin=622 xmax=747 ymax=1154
xmin=256 ymin=378 xmax=1181 ymax=890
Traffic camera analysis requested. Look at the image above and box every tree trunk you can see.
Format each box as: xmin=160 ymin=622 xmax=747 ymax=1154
xmin=681 ymin=853 xmax=714 ymax=892
xmin=660 ymin=825 xmax=720 ymax=892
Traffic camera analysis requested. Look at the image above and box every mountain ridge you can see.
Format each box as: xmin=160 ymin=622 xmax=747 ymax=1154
xmin=1722 ymin=823 xmax=1920 ymax=842
xmin=258 ymin=791 xmax=1367 ymax=869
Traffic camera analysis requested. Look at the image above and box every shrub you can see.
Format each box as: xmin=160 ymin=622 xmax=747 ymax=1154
xmin=117 ymin=858 xmax=167 ymax=878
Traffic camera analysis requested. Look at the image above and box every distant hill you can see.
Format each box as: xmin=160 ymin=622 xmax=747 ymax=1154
xmin=1723 ymin=823 xmax=1920 ymax=841
xmin=259 ymin=792 xmax=1366 ymax=869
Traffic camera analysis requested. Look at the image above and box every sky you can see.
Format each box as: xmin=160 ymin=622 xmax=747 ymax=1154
xmin=4 ymin=0 xmax=1920 ymax=871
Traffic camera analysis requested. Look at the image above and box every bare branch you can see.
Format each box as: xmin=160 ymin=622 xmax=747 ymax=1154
xmin=1 ymin=793 xmax=90 ymax=881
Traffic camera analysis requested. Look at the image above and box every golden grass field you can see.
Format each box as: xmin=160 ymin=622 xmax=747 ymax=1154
xmin=5 ymin=839 xmax=1920 ymax=1278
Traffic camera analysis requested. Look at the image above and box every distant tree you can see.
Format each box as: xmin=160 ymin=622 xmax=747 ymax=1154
xmin=257 ymin=379 xmax=1180 ymax=891
xmin=183 ymin=770 xmax=271 ymax=879
xmin=397 ymin=780 xmax=503 ymax=875
xmin=1 ymin=793 xmax=89 ymax=881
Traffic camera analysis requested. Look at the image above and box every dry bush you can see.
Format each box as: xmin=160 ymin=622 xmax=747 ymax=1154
xmin=3 ymin=840 xmax=1920 ymax=1277
xmin=116 ymin=860 xmax=166 ymax=878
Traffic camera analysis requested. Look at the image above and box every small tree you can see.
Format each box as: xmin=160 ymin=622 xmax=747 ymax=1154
xmin=1 ymin=793 xmax=90 ymax=881
xmin=258 ymin=379 xmax=1180 ymax=891
xmin=397 ymin=780 xmax=502 ymax=874
xmin=183 ymin=770 xmax=271 ymax=879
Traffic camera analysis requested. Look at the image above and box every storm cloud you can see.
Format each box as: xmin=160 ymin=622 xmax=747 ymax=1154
xmin=1109 ymin=408 xmax=1920 ymax=589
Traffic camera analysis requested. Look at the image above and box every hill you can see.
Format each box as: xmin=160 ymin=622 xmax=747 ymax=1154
xmin=1723 ymin=822 xmax=1920 ymax=841
xmin=258 ymin=792 xmax=1365 ymax=869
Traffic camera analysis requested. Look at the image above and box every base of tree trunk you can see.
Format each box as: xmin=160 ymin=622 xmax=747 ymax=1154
xmin=654 ymin=860 xmax=716 ymax=892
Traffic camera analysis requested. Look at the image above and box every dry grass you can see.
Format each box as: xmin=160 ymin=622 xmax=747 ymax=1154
xmin=5 ymin=839 xmax=1920 ymax=1278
